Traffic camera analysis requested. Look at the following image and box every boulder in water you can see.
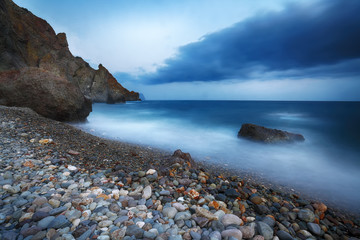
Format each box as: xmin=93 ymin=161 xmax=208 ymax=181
xmin=238 ymin=123 xmax=305 ymax=143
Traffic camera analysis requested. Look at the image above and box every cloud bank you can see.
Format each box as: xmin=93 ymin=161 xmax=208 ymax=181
xmin=142 ymin=0 xmax=360 ymax=84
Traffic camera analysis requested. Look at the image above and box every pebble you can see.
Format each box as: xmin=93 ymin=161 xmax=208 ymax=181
xmin=3 ymin=184 xmax=20 ymax=194
xmin=65 ymin=209 xmax=81 ymax=221
xmin=298 ymin=209 xmax=316 ymax=222
xmin=97 ymin=235 xmax=109 ymax=240
xmin=109 ymin=203 xmax=121 ymax=212
xmin=221 ymin=229 xmax=243 ymax=240
xmin=250 ymin=195 xmax=263 ymax=204
xmin=77 ymin=225 xmax=96 ymax=240
xmin=225 ymin=188 xmax=240 ymax=198
xmin=38 ymin=216 xmax=55 ymax=229
xmin=163 ymin=207 xmax=178 ymax=219
xmin=239 ymin=224 xmax=255 ymax=239
xmin=257 ymin=221 xmax=274 ymax=240
xmin=47 ymin=215 xmax=71 ymax=229
xmin=276 ymin=230 xmax=294 ymax=240
xmin=49 ymin=206 xmax=67 ymax=215
xmin=67 ymin=165 xmax=77 ymax=171
xmin=144 ymin=230 xmax=157 ymax=239
xmin=221 ymin=214 xmax=243 ymax=226
xmin=48 ymin=199 xmax=60 ymax=208
xmin=196 ymin=207 xmax=218 ymax=220
xmin=126 ymin=224 xmax=144 ymax=238
xmin=298 ymin=230 xmax=313 ymax=238
xmin=307 ymin=222 xmax=322 ymax=236
xmin=173 ymin=202 xmax=186 ymax=211
xmin=142 ymin=185 xmax=152 ymax=199
xmin=146 ymin=169 xmax=156 ymax=175
xmin=190 ymin=231 xmax=202 ymax=240
xmin=99 ymin=220 xmax=113 ymax=228
xmin=174 ymin=211 xmax=192 ymax=221
xmin=160 ymin=190 xmax=171 ymax=196
xmin=208 ymin=231 xmax=221 ymax=240
xmin=31 ymin=231 xmax=47 ymax=240
xmin=111 ymin=227 xmax=127 ymax=240
xmin=262 ymin=216 xmax=275 ymax=228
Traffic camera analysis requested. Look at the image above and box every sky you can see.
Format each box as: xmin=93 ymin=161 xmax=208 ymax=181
xmin=14 ymin=0 xmax=360 ymax=100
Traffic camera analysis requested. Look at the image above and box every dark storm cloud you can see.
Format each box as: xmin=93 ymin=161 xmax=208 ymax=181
xmin=144 ymin=0 xmax=360 ymax=84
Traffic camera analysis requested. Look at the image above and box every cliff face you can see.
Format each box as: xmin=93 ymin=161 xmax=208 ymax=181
xmin=0 ymin=68 xmax=92 ymax=121
xmin=0 ymin=0 xmax=139 ymax=107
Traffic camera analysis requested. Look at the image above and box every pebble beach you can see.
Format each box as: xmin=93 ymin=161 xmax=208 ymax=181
xmin=1 ymin=105 xmax=360 ymax=240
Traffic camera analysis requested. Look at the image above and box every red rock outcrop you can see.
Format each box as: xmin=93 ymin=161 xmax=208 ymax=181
xmin=0 ymin=0 xmax=139 ymax=120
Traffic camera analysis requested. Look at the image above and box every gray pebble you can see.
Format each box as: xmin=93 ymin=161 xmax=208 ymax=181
xmin=257 ymin=221 xmax=274 ymax=240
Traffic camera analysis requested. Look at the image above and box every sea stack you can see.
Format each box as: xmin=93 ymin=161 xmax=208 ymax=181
xmin=238 ymin=123 xmax=305 ymax=143
xmin=0 ymin=0 xmax=139 ymax=121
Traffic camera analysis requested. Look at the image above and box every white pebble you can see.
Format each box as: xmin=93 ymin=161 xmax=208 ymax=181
xmin=146 ymin=169 xmax=157 ymax=175
xmin=67 ymin=165 xmax=77 ymax=171
xmin=136 ymin=221 xmax=145 ymax=228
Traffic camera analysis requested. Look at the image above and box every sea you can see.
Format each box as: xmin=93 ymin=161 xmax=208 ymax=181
xmin=74 ymin=100 xmax=360 ymax=212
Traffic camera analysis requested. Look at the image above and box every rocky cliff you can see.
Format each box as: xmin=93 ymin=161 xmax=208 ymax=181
xmin=0 ymin=0 xmax=139 ymax=120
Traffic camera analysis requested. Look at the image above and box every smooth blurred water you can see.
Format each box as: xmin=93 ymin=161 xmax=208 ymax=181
xmin=75 ymin=101 xmax=360 ymax=211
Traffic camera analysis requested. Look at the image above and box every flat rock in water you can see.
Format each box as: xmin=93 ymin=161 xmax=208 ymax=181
xmin=238 ymin=123 xmax=305 ymax=143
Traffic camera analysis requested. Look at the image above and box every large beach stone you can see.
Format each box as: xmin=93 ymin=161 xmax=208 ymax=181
xmin=238 ymin=123 xmax=305 ymax=143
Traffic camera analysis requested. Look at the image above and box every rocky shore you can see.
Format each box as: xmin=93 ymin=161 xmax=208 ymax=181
xmin=1 ymin=106 xmax=360 ymax=240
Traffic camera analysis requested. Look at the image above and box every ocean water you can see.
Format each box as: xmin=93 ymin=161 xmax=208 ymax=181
xmin=75 ymin=101 xmax=360 ymax=212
